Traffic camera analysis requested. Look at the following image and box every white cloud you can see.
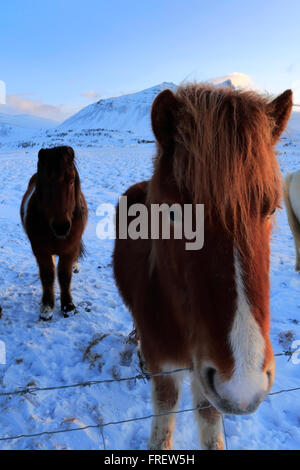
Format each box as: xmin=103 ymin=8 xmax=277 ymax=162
xmin=0 ymin=94 xmax=80 ymax=122
xmin=208 ymin=72 xmax=257 ymax=90
xmin=81 ymin=90 xmax=101 ymax=100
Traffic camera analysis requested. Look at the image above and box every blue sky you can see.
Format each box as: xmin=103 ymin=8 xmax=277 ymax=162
xmin=0 ymin=0 xmax=299 ymax=121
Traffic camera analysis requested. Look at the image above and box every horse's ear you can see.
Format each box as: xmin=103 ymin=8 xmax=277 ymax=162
xmin=38 ymin=148 xmax=47 ymax=161
xmin=151 ymin=89 xmax=179 ymax=149
xmin=66 ymin=146 xmax=75 ymax=160
xmin=267 ymin=89 xmax=293 ymax=144
xmin=74 ymin=167 xmax=82 ymax=217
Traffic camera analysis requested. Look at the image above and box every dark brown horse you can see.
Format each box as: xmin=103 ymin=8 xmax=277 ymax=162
xmin=21 ymin=146 xmax=88 ymax=320
xmin=113 ymin=84 xmax=292 ymax=450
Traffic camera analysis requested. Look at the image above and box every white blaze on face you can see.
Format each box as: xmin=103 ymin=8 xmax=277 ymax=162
xmin=216 ymin=249 xmax=267 ymax=409
xmin=22 ymin=186 xmax=35 ymax=226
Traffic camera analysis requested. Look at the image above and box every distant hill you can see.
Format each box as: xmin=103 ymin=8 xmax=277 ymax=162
xmin=59 ymin=82 xmax=177 ymax=136
xmin=58 ymin=74 xmax=257 ymax=137
xmin=0 ymin=112 xmax=56 ymax=130
xmin=2 ymin=75 xmax=298 ymax=147
xmin=0 ymin=112 xmax=57 ymax=142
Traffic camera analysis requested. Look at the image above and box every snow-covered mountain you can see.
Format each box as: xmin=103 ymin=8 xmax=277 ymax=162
xmin=0 ymin=112 xmax=56 ymax=130
xmin=1 ymin=75 xmax=298 ymax=149
xmin=0 ymin=113 xmax=57 ymax=141
xmin=58 ymin=75 xmax=256 ymax=137
xmin=0 ymin=112 xmax=57 ymax=142
xmin=59 ymin=82 xmax=177 ymax=136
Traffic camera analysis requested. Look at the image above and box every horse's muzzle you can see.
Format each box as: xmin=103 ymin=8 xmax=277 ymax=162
xmin=201 ymin=366 xmax=272 ymax=415
xmin=50 ymin=220 xmax=72 ymax=239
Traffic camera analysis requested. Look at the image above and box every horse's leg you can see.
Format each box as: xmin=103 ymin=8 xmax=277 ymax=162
xmin=73 ymin=261 xmax=79 ymax=274
xmin=289 ymin=226 xmax=300 ymax=271
xmin=294 ymin=240 xmax=300 ymax=272
xmin=36 ymin=253 xmax=55 ymax=320
xmin=191 ymin=375 xmax=224 ymax=450
xmin=148 ymin=372 xmax=183 ymax=450
xmin=58 ymin=254 xmax=76 ymax=316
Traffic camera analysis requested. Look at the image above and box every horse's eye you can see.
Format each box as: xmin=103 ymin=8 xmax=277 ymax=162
xmin=70 ymin=179 xmax=75 ymax=185
xmin=266 ymin=208 xmax=276 ymax=220
xmin=168 ymin=206 xmax=182 ymax=223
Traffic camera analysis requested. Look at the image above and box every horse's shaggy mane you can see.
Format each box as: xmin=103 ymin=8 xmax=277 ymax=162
xmin=170 ymin=84 xmax=282 ymax=252
xmin=36 ymin=146 xmax=84 ymax=220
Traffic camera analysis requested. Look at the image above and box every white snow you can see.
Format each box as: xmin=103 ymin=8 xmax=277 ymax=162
xmin=0 ymin=81 xmax=299 ymax=450
xmin=0 ymin=113 xmax=57 ymax=149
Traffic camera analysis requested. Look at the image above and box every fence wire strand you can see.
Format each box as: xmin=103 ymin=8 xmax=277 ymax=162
xmin=0 ymin=350 xmax=295 ymax=399
xmin=0 ymin=351 xmax=299 ymax=445
xmin=0 ymin=367 xmax=191 ymax=398
xmin=0 ymin=404 xmax=212 ymax=443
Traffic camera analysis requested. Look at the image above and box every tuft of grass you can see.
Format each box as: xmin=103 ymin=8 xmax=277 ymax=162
xmin=278 ymin=330 xmax=295 ymax=350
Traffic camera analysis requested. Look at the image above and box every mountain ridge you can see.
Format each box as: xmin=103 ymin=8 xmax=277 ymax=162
xmin=58 ymin=82 xmax=177 ymax=136
xmin=58 ymin=74 xmax=256 ymax=136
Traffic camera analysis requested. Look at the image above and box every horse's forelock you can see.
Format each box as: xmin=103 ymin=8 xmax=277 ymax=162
xmin=38 ymin=146 xmax=75 ymax=175
xmin=169 ymin=84 xmax=282 ymax=254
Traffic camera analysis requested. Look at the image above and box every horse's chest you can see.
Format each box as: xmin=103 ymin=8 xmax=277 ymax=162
xmin=22 ymin=186 xmax=36 ymax=227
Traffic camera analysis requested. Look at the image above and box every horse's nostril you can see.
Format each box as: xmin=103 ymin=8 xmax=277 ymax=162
xmin=206 ymin=367 xmax=217 ymax=394
xmin=51 ymin=221 xmax=71 ymax=237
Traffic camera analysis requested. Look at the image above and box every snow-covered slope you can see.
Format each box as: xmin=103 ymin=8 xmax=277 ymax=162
xmin=0 ymin=113 xmax=57 ymax=144
xmin=59 ymin=82 xmax=177 ymax=136
xmin=287 ymin=110 xmax=300 ymax=136
xmin=0 ymin=113 xmax=56 ymax=130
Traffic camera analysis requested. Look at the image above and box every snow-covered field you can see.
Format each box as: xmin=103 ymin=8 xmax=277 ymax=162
xmin=0 ymin=129 xmax=300 ymax=450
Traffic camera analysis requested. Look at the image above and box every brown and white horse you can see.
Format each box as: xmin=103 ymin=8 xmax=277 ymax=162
xmin=21 ymin=146 xmax=88 ymax=320
xmin=113 ymin=84 xmax=292 ymax=450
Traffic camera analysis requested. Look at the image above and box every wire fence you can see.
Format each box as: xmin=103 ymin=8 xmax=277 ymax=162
xmin=0 ymin=367 xmax=191 ymax=398
xmin=0 ymin=403 xmax=212 ymax=444
xmin=0 ymin=349 xmax=299 ymax=449
xmin=0 ymin=351 xmax=293 ymax=399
